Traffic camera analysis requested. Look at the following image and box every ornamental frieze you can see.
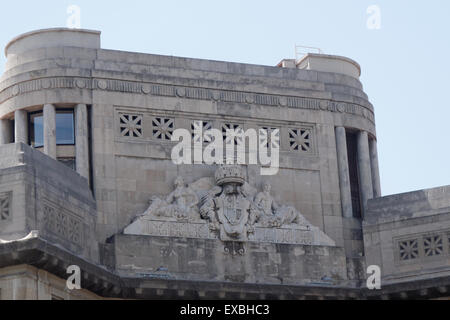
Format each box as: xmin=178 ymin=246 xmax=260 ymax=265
xmin=0 ymin=76 xmax=374 ymax=123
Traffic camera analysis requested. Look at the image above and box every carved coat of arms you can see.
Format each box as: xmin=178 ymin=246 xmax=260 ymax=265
xmin=207 ymin=184 xmax=257 ymax=241
xmin=126 ymin=164 xmax=334 ymax=246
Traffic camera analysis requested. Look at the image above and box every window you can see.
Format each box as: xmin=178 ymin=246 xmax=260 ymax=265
xmin=29 ymin=110 xmax=75 ymax=147
xmin=56 ymin=110 xmax=75 ymax=145
xmin=346 ymin=131 xmax=362 ymax=218
xmin=30 ymin=113 xmax=44 ymax=147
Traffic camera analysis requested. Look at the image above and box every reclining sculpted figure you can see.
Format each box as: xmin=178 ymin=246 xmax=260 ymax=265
xmin=254 ymin=182 xmax=310 ymax=228
xmin=141 ymin=177 xmax=199 ymax=221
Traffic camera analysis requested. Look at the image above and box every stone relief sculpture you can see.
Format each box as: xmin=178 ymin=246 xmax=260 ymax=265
xmin=138 ymin=177 xmax=199 ymax=221
xmin=132 ymin=165 xmax=324 ymax=242
xmin=254 ymin=183 xmax=310 ymax=228
xmin=199 ymin=166 xmax=258 ymax=241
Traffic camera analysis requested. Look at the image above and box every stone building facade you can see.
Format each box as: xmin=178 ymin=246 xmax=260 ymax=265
xmin=0 ymin=28 xmax=448 ymax=300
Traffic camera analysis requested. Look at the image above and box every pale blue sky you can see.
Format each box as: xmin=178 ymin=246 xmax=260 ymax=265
xmin=0 ymin=0 xmax=449 ymax=196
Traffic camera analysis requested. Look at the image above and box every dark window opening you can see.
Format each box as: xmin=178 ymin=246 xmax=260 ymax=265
xmin=87 ymin=105 xmax=94 ymax=194
xmin=346 ymin=131 xmax=362 ymax=218
xmin=2 ymin=119 xmax=15 ymax=144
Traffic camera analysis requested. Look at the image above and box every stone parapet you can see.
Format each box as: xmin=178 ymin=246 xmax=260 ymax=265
xmin=363 ymin=186 xmax=450 ymax=284
xmin=0 ymin=143 xmax=98 ymax=263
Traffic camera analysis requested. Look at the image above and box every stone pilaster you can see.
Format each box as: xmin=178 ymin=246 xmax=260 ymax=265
xmin=357 ymin=131 xmax=373 ymax=216
xmin=43 ymin=104 xmax=56 ymax=159
xmin=369 ymin=138 xmax=382 ymax=198
xmin=75 ymin=104 xmax=90 ymax=182
xmin=14 ymin=109 xmax=28 ymax=144
xmin=335 ymin=127 xmax=353 ymax=218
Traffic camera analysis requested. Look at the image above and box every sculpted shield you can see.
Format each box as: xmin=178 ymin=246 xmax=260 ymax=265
xmin=215 ymin=194 xmax=252 ymax=241
xmin=224 ymin=198 xmax=243 ymax=226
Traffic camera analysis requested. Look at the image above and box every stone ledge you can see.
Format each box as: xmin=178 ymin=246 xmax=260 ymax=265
xmin=0 ymin=236 xmax=448 ymax=299
xmin=124 ymin=218 xmax=335 ymax=246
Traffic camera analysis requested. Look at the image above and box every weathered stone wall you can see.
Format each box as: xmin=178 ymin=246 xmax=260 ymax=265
xmin=1 ymin=29 xmax=450 ymax=300
xmin=113 ymin=234 xmax=348 ymax=286
xmin=0 ymin=264 xmax=103 ymax=300
xmin=364 ymin=186 xmax=450 ymax=284
xmin=0 ymin=143 xmax=98 ymax=263
xmin=86 ymin=68 xmax=374 ymax=251
xmin=0 ymin=28 xmax=378 ymax=265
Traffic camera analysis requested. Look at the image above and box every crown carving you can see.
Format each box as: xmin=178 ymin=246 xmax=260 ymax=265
xmin=215 ymin=164 xmax=246 ymax=186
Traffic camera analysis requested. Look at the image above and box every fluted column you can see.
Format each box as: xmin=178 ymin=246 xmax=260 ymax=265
xmin=43 ymin=104 xmax=56 ymax=159
xmin=369 ymin=138 xmax=382 ymax=198
xmin=335 ymin=127 xmax=353 ymax=218
xmin=75 ymin=104 xmax=90 ymax=182
xmin=357 ymin=131 xmax=373 ymax=216
xmin=0 ymin=119 xmax=13 ymax=145
xmin=14 ymin=110 xmax=28 ymax=144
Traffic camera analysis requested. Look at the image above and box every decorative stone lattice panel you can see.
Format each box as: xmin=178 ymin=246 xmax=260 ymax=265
xmin=43 ymin=205 xmax=56 ymax=231
xmin=260 ymin=127 xmax=280 ymax=149
xmin=55 ymin=211 xmax=67 ymax=238
xmin=222 ymin=123 xmax=243 ymax=145
xmin=67 ymin=217 xmax=82 ymax=245
xmin=42 ymin=201 xmax=84 ymax=247
xmin=423 ymin=235 xmax=443 ymax=257
xmin=288 ymin=128 xmax=312 ymax=152
xmin=396 ymin=231 xmax=450 ymax=263
xmin=191 ymin=120 xmax=213 ymax=143
xmin=152 ymin=117 xmax=174 ymax=140
xmin=119 ymin=113 xmax=143 ymax=138
xmin=448 ymin=232 xmax=450 ymax=252
xmin=114 ymin=107 xmax=321 ymax=156
xmin=399 ymin=239 xmax=419 ymax=261
xmin=0 ymin=192 xmax=11 ymax=221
